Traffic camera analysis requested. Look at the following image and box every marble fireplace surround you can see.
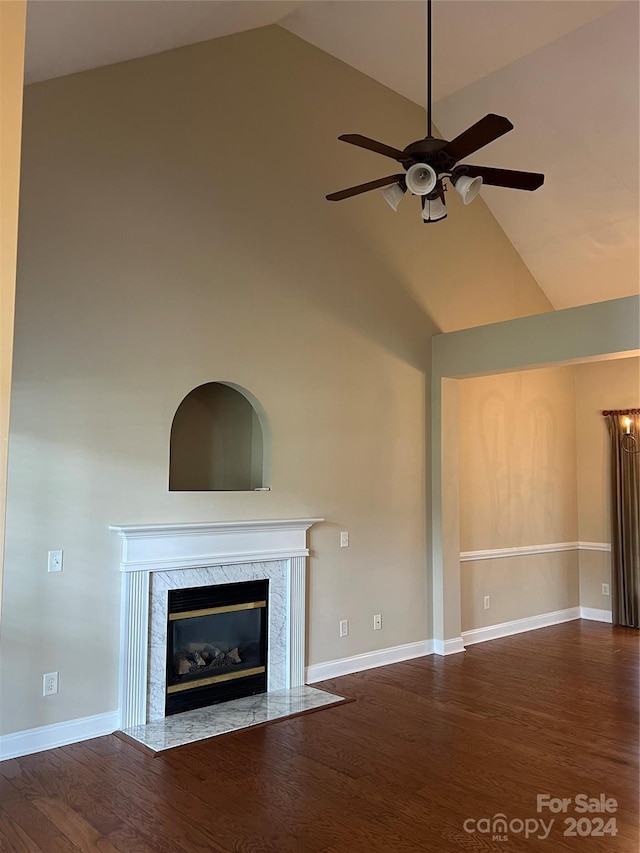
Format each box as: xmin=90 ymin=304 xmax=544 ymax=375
xmin=111 ymin=518 xmax=323 ymax=729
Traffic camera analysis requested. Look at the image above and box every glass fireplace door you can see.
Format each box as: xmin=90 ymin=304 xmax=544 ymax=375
xmin=166 ymin=579 xmax=268 ymax=715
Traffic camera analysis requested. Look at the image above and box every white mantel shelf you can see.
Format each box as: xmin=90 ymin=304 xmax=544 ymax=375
xmin=110 ymin=518 xmax=324 ymax=573
xmin=111 ymin=518 xmax=324 ymax=729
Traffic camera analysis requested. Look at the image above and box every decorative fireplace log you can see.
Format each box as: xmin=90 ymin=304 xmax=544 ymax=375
xmin=173 ymin=645 xmax=243 ymax=678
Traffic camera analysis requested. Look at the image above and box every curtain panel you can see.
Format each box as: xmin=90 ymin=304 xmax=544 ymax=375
xmin=605 ymin=412 xmax=640 ymax=628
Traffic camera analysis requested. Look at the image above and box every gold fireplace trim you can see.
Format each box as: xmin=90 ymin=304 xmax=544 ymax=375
xmin=167 ymin=665 xmax=266 ymax=694
xmin=169 ymin=600 xmax=267 ymax=622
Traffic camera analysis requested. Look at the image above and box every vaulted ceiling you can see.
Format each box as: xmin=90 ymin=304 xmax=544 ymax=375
xmin=24 ymin=0 xmax=639 ymax=311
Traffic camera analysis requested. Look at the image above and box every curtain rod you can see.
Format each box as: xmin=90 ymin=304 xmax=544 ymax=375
xmin=602 ymin=408 xmax=640 ymax=416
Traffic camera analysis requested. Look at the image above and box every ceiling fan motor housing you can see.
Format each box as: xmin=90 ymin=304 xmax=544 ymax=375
xmin=402 ymin=136 xmax=462 ymax=196
xmin=401 ymin=137 xmax=457 ymax=172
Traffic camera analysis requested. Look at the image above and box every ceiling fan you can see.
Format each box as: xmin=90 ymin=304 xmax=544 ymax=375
xmin=326 ymin=0 xmax=544 ymax=222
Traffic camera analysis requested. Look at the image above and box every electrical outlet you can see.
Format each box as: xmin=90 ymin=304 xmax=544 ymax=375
xmin=43 ymin=672 xmax=58 ymax=696
xmin=340 ymin=531 xmax=349 ymax=548
xmin=373 ymin=614 xmax=382 ymax=631
xmin=47 ymin=549 xmax=63 ymax=573
xmin=483 ymin=595 xmax=491 ymax=610
xmin=602 ymin=583 xmax=610 ymax=596
xmin=339 ymin=619 xmax=349 ymax=638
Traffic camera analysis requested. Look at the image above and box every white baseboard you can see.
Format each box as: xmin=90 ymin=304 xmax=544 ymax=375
xmin=305 ymin=640 xmax=433 ymax=683
xmin=433 ymin=637 xmax=466 ymax=656
xmin=306 ymin=605 xmax=611 ymax=679
xmin=461 ymin=607 xmax=581 ymax=646
xmin=1 ymin=606 xmax=615 ymax=761
xmin=580 ymin=606 xmax=613 ymax=623
xmin=0 ymin=711 xmax=119 ymax=762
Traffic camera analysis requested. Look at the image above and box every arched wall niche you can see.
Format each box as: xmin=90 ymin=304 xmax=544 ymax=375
xmin=169 ymin=382 xmax=272 ymax=491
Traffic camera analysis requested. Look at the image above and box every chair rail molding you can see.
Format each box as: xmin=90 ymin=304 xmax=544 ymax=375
xmin=460 ymin=541 xmax=611 ymax=562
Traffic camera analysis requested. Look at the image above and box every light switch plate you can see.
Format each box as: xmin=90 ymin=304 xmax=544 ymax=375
xmin=48 ymin=550 xmax=63 ymax=573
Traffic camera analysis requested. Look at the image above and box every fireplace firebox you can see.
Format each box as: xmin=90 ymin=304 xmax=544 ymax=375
xmin=165 ymin=579 xmax=268 ymax=716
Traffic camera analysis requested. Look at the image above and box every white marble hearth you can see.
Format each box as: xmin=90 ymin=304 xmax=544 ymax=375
xmin=111 ymin=518 xmax=323 ymax=729
xmin=120 ymin=686 xmax=345 ymax=753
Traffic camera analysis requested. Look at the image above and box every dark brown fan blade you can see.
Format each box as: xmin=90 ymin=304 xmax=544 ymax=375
xmin=326 ymin=175 xmax=405 ymax=202
xmin=441 ymin=114 xmax=513 ymax=163
xmin=338 ymin=134 xmax=406 ymax=162
xmin=457 ymin=165 xmax=544 ymax=191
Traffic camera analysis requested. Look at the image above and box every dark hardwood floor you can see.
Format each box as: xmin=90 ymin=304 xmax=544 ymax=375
xmin=0 ymin=621 xmax=637 ymax=852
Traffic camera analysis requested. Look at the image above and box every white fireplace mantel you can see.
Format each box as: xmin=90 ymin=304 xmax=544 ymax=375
xmin=111 ymin=518 xmax=323 ymax=728
xmin=111 ymin=518 xmax=324 ymax=573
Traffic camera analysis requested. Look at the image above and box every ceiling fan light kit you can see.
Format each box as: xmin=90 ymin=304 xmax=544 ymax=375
xmin=452 ymin=173 xmax=483 ymax=205
xmin=326 ymin=0 xmax=545 ymax=224
xmin=422 ymin=191 xmax=448 ymax=223
xmin=380 ymin=182 xmax=406 ymax=212
xmin=405 ymin=162 xmax=438 ymax=196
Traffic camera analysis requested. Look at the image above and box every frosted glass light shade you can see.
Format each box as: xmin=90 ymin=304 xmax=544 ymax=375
xmin=422 ymin=195 xmax=447 ymax=222
xmin=405 ymin=162 xmax=437 ymax=196
xmin=379 ymin=183 xmax=405 ymax=211
xmin=454 ymin=174 xmax=483 ymax=205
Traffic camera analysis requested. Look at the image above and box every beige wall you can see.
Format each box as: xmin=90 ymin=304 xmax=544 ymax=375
xmin=458 ymin=366 xmax=579 ymax=630
xmin=459 ymin=366 xmax=578 ymax=551
xmin=575 ymin=356 xmax=640 ymax=609
xmin=432 ymin=297 xmax=640 ymax=641
xmin=461 ymin=552 xmax=579 ymax=632
xmin=0 ymin=0 xmax=26 ymax=596
xmin=1 ymin=25 xmax=548 ymax=736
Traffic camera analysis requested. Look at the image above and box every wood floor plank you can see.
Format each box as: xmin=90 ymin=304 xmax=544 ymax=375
xmin=0 ymin=775 xmax=21 ymax=804
xmin=31 ymin=797 xmax=122 ymax=853
xmin=0 ymin=622 xmax=636 ymax=852
xmin=0 ymin=758 xmax=50 ymax=800
xmin=1 ymin=796 xmax=80 ymax=853
xmin=59 ymin=742 xmax=232 ymax=853
xmin=0 ymin=808 xmax=46 ymax=853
